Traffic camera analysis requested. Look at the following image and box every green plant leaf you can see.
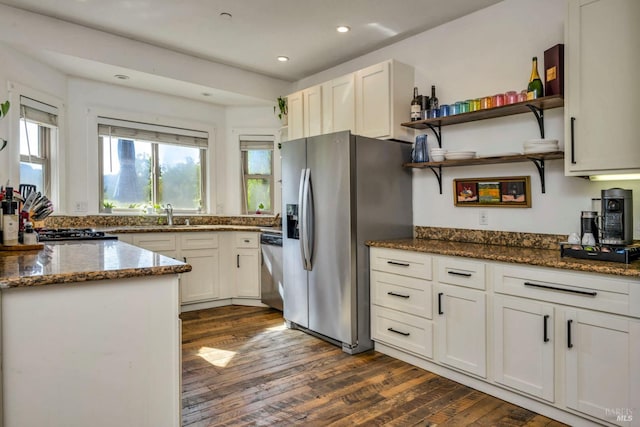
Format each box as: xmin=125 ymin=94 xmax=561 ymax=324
xmin=0 ymin=101 xmax=9 ymax=117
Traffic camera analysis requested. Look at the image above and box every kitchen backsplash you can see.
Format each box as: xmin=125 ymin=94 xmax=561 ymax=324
xmin=42 ymin=215 xmax=279 ymax=228
xmin=415 ymin=226 xmax=566 ymax=250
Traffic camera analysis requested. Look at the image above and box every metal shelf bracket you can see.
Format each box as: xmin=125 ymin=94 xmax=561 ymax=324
xmin=425 ymin=123 xmax=442 ymax=147
xmin=428 ymin=165 xmax=443 ymax=194
xmin=528 ymin=158 xmax=547 ymax=193
xmin=526 ymin=104 xmax=545 ymax=139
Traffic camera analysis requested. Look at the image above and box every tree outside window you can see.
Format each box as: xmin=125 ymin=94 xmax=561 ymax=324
xmin=98 ymin=119 xmax=207 ymax=213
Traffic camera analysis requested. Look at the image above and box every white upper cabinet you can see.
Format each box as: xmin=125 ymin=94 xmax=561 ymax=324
xmin=565 ymin=0 xmax=640 ymax=175
xmin=287 ymin=59 xmax=414 ymax=141
xmin=287 ymin=90 xmax=304 ymax=140
xmin=355 ymin=60 xmax=413 ymax=141
xmin=322 ymin=74 xmax=355 ymax=134
xmin=303 ymin=84 xmax=323 ymax=137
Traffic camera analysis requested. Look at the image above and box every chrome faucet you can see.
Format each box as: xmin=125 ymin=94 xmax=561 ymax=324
xmin=165 ymin=203 xmax=174 ymax=226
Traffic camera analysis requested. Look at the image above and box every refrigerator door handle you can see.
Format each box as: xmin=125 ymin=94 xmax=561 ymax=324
xmin=305 ymin=169 xmax=314 ymax=270
xmin=298 ymin=168 xmax=309 ymax=270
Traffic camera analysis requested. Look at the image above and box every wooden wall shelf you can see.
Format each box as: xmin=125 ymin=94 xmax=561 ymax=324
xmin=401 ymin=95 xmax=564 ymax=129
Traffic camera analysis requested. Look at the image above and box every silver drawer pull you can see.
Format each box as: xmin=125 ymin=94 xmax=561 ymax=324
xmin=387 ymin=327 xmax=410 ymax=337
xmin=387 ymin=291 xmax=410 ymax=299
xmin=448 ymin=270 xmax=472 ymax=277
xmin=524 ymin=281 xmax=597 ymax=297
xmin=387 ymin=260 xmax=410 ymax=267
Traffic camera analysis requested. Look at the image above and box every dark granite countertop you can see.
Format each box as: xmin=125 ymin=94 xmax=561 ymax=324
xmin=0 ymin=240 xmax=191 ymax=289
xmin=367 ymin=238 xmax=640 ymax=278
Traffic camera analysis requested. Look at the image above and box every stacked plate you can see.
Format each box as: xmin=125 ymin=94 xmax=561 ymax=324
xmin=444 ymin=150 xmax=476 ymax=160
xmin=523 ymin=139 xmax=559 ymax=154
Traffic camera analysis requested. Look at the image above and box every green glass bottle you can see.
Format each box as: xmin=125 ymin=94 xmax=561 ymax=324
xmin=527 ymin=57 xmax=544 ymax=100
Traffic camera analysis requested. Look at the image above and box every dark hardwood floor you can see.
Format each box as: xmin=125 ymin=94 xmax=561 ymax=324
xmin=181 ymin=306 xmax=567 ymax=427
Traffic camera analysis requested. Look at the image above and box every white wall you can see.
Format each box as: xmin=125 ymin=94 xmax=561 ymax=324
xmin=67 ymin=78 xmax=229 ymax=215
xmin=0 ymin=42 xmax=282 ymax=217
xmin=223 ymin=107 xmax=282 ymax=215
xmin=293 ymin=0 xmax=640 ymax=238
xmin=0 ymin=43 xmax=67 ymax=189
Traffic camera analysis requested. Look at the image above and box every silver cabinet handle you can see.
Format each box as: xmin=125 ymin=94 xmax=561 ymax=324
xmin=244 ymin=239 xmax=250 ymax=243
xmin=298 ymin=169 xmax=308 ymax=270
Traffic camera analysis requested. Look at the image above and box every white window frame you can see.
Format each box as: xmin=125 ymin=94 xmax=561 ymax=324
xmin=7 ymin=82 xmax=64 ymax=211
xmin=97 ymin=117 xmax=209 ymax=214
xmin=240 ymin=134 xmax=276 ymax=215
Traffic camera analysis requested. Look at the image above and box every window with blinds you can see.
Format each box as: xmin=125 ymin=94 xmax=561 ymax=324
xmin=240 ymin=136 xmax=274 ymax=214
xmin=98 ymin=117 xmax=208 ymax=213
xmin=20 ymin=96 xmax=58 ymax=195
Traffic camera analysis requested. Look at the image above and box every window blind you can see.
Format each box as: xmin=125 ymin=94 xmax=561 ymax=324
xmin=240 ymin=135 xmax=274 ymax=151
xmin=20 ymin=96 xmax=58 ymax=127
xmin=98 ymin=117 xmax=208 ymax=148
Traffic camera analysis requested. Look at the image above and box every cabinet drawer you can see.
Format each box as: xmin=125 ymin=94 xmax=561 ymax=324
xmin=235 ymin=233 xmax=259 ymax=248
xmin=494 ymin=264 xmax=635 ymax=317
xmin=436 ymin=256 xmax=485 ymax=290
xmin=180 ymin=232 xmax=219 ymax=250
xmin=372 ymin=305 xmax=433 ymax=359
xmin=371 ymin=271 xmax=432 ymax=319
xmin=370 ymin=248 xmax=432 ymax=280
xmin=132 ymin=234 xmax=176 ymax=252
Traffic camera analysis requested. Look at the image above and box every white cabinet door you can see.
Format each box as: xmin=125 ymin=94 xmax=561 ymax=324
xmin=303 ymin=85 xmax=322 ymax=137
xmin=287 ymin=90 xmax=304 ymax=140
xmin=181 ymin=248 xmax=220 ymax=303
xmin=565 ymin=309 xmax=640 ymax=426
xmin=322 ymin=74 xmax=355 ymax=134
xmin=436 ymin=283 xmax=486 ymax=378
xmin=234 ymin=248 xmax=260 ymax=298
xmin=565 ymin=0 xmax=640 ymax=175
xmin=493 ymin=296 xmax=555 ymax=402
xmin=355 ymin=61 xmax=391 ymax=139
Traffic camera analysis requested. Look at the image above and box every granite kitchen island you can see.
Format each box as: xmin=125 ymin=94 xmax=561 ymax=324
xmin=0 ymin=240 xmax=191 ymax=427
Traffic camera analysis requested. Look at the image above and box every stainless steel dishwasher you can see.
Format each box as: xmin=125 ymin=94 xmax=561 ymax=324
xmin=261 ymin=230 xmax=283 ymax=311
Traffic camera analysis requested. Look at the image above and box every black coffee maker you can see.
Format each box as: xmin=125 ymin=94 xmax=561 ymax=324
xmin=601 ymin=188 xmax=633 ymax=245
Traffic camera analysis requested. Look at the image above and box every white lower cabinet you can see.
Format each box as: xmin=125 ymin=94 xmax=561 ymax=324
xmin=369 ymin=247 xmax=640 ymax=427
xmin=121 ymin=231 xmax=261 ymax=306
xmin=493 ymin=295 xmax=555 ymax=402
xmin=436 ymin=283 xmax=486 ymax=378
xmin=370 ymin=248 xmax=434 ymax=359
xmin=564 ymin=309 xmax=640 ymax=426
xmin=180 ymin=248 xmax=219 ymax=303
xmin=234 ymin=248 xmax=260 ymax=298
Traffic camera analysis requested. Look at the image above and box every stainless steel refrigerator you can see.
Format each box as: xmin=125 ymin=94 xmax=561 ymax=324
xmin=281 ymin=131 xmax=413 ymax=354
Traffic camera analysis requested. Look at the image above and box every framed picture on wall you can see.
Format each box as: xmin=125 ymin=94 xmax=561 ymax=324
xmin=453 ymin=176 xmax=531 ymax=207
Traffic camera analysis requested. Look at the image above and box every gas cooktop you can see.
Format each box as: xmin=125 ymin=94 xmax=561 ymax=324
xmin=37 ymin=228 xmax=118 ymax=242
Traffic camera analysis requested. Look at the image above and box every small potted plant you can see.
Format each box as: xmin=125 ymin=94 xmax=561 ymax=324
xmin=274 ymin=96 xmax=287 ymax=126
xmin=103 ymin=201 xmax=115 ymax=213
xmin=0 ymin=100 xmax=10 ymax=152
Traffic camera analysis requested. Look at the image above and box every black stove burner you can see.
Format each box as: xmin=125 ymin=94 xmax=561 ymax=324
xmin=37 ymin=228 xmax=118 ymax=242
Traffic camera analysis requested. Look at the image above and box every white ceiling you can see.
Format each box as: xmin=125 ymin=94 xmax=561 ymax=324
xmin=0 ymin=0 xmax=502 ymax=105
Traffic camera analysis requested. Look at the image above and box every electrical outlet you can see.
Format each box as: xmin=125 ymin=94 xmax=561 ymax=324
xmin=479 ymin=210 xmax=489 ymax=226
xmin=74 ymin=201 xmax=88 ymax=213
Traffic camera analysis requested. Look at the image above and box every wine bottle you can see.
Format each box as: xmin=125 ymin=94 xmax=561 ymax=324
xmin=429 ymin=85 xmax=439 ymax=111
xmin=410 ymin=87 xmax=421 ymax=121
xmin=527 ymin=56 xmax=544 ymax=100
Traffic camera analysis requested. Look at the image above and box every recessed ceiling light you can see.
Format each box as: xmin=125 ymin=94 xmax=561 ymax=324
xmin=277 ymin=56 xmax=289 ymax=62
xmin=114 ymin=74 xmax=130 ymax=80
xmin=336 ymin=26 xmax=350 ymax=33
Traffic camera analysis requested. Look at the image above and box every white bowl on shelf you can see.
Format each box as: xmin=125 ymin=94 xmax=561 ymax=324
xmin=431 ymin=154 xmax=445 ymax=161
xmin=444 ymin=150 xmax=476 ymax=160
